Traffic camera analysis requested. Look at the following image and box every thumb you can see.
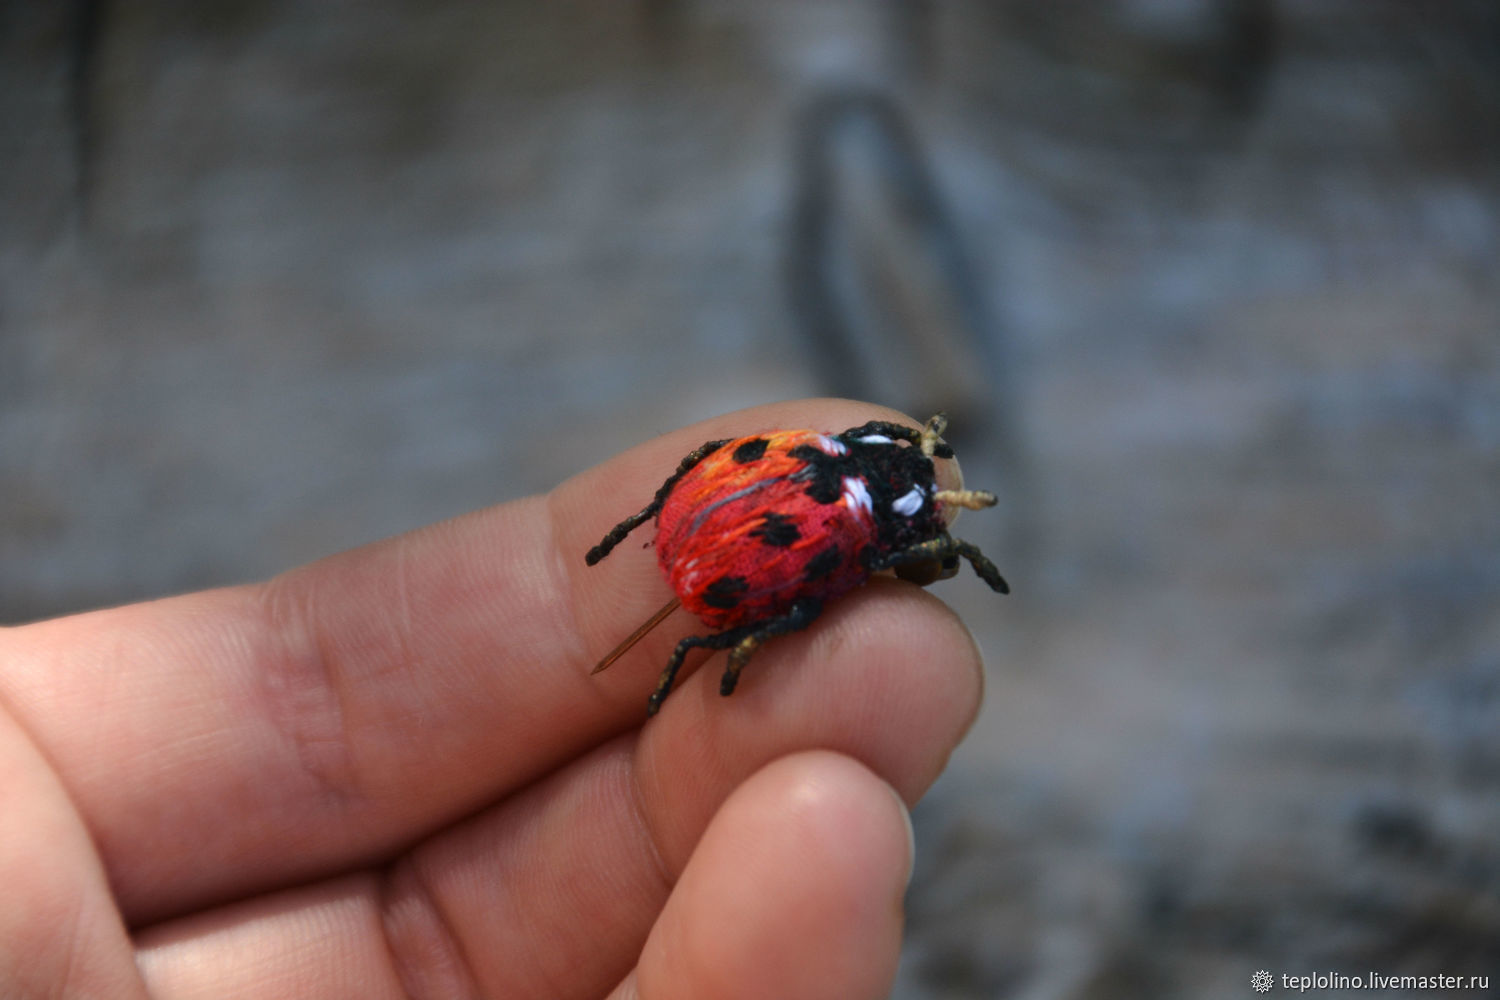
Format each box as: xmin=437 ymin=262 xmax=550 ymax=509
xmin=616 ymin=750 xmax=913 ymax=1000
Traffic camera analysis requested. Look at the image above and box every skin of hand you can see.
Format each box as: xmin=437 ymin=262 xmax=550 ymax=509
xmin=0 ymin=399 xmax=985 ymax=1000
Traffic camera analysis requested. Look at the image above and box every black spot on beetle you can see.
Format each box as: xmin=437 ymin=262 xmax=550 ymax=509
xmin=732 ymin=438 xmax=769 ymax=463
xmin=702 ymin=575 xmax=749 ymax=609
xmin=751 ymin=511 xmax=801 ymax=547
xmin=789 ymin=444 xmax=843 ymax=504
xmin=803 ymin=545 xmax=843 ymax=581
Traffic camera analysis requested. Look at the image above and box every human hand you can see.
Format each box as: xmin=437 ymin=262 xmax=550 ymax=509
xmin=0 ymin=400 xmax=984 ymax=999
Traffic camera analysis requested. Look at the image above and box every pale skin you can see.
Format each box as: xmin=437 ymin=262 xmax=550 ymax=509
xmin=0 ymin=399 xmax=985 ymax=1000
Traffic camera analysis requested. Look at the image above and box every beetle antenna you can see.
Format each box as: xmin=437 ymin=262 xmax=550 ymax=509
xmin=592 ymin=597 xmax=682 ymax=674
xmin=920 ymin=413 xmax=949 ymax=457
xmin=934 ymin=488 xmax=997 ymax=510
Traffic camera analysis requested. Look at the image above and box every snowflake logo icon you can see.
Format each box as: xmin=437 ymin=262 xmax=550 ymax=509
xmin=1251 ymin=969 xmax=1274 ymax=992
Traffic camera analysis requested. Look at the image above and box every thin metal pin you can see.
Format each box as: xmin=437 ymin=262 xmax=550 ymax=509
xmin=592 ymin=596 xmax=681 ymax=674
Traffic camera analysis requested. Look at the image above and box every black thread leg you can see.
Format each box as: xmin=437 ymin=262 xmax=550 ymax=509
xmin=586 ymin=437 xmax=731 ymax=565
xmin=721 ymin=636 xmax=761 ymax=696
xmin=951 ymin=538 xmax=1010 ymax=594
xmin=870 ymin=535 xmax=948 ymax=571
xmin=718 ymin=598 xmax=824 ymax=697
xmin=875 ymin=535 xmax=1009 ymax=594
xmin=648 ymin=630 xmax=738 ymax=716
xmin=585 ymin=509 xmax=652 ymax=565
xmin=840 ymin=419 xmax=923 ymax=446
xmin=838 ymin=416 xmax=954 ymax=458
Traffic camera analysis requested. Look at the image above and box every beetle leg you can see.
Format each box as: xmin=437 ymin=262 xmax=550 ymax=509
xmin=718 ymin=597 xmax=824 ymax=697
xmin=646 ymin=598 xmax=825 ymax=715
xmin=838 ymin=417 xmax=955 ymax=459
xmin=648 ymin=630 xmax=738 ymax=716
xmin=586 ymin=437 xmax=731 ymax=565
xmin=840 ymin=419 xmax=922 ymax=447
xmin=721 ymin=636 xmax=762 ymax=695
xmin=949 ymin=538 xmax=1009 ymax=593
xmin=878 ymin=535 xmax=1010 ymax=594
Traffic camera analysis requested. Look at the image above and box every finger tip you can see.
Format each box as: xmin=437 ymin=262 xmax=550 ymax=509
xmin=764 ymin=751 xmax=916 ymax=891
xmin=640 ymin=751 xmax=910 ymax=1000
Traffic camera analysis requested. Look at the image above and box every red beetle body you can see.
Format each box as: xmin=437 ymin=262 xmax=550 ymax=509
xmin=587 ymin=414 xmax=1008 ymax=716
xmin=657 ymin=428 xmax=910 ymax=630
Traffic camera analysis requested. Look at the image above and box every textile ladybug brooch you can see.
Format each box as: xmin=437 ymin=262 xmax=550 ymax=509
xmin=586 ymin=413 xmax=1009 ymax=716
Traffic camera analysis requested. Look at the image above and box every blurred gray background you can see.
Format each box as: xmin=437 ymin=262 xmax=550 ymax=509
xmin=4 ymin=1 xmax=1498 ymax=996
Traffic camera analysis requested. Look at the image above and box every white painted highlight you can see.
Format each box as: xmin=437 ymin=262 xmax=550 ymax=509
xmin=857 ymin=434 xmax=894 ymax=445
xmin=816 ymin=434 xmax=848 ymax=456
xmin=892 ymin=486 xmax=925 ymax=516
xmin=841 ymin=476 xmax=873 ymax=516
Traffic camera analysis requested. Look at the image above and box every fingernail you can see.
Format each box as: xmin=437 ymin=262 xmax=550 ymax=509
xmin=889 ymin=784 xmax=916 ymax=888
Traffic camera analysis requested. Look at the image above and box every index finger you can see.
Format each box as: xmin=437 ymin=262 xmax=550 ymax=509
xmin=0 ymin=399 xmax=927 ymax=923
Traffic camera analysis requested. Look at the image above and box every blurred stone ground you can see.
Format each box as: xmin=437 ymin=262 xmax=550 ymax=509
xmin=3 ymin=2 xmax=1498 ymax=996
